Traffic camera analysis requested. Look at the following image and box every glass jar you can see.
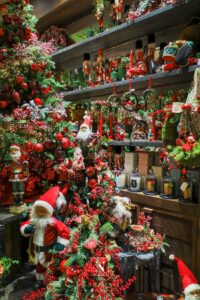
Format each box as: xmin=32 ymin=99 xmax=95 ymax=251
xmin=144 ymin=169 xmax=157 ymax=195
xmin=160 ymin=173 xmax=176 ymax=199
xmin=128 ymin=170 xmax=141 ymax=192
xmin=180 ymin=177 xmax=194 ymax=203
xmin=116 ymin=170 xmax=126 ymax=188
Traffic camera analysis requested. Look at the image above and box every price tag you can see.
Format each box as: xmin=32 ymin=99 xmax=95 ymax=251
xmin=180 ymin=182 xmax=188 ymax=192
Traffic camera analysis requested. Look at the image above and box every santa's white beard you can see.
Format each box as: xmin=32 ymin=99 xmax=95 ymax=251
xmin=30 ymin=217 xmax=54 ymax=229
xmin=77 ymin=128 xmax=92 ymax=141
xmin=30 ymin=209 xmax=54 ymax=229
xmin=10 ymin=150 xmax=21 ymax=162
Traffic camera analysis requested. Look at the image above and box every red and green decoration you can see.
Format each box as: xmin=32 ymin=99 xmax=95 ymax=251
xmin=0 ymin=257 xmax=18 ymax=285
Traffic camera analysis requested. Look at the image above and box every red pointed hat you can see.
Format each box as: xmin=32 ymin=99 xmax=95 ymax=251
xmin=80 ymin=115 xmax=92 ymax=129
xmin=169 ymin=254 xmax=200 ymax=295
xmin=34 ymin=186 xmax=60 ymax=215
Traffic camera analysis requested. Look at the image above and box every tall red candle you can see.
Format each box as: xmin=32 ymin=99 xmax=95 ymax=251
xmin=99 ymin=113 xmax=103 ymax=136
xmin=109 ymin=113 xmax=113 ymax=138
xmin=129 ymin=50 xmax=133 ymax=70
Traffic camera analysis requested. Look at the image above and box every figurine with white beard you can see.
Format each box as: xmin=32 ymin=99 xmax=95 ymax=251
xmin=9 ymin=144 xmax=28 ymax=206
xmin=169 ymin=254 xmax=200 ymax=300
xmin=21 ymin=186 xmax=70 ymax=283
xmin=76 ymin=115 xmax=97 ymax=166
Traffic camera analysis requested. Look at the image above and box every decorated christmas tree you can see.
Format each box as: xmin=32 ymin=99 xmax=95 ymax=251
xmin=0 ymin=0 xmax=75 ymax=205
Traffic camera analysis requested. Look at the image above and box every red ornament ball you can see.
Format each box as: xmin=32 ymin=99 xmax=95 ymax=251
xmin=0 ymin=100 xmax=8 ymax=109
xmin=55 ymin=133 xmax=63 ymax=141
xmin=62 ymin=137 xmax=70 ymax=149
xmin=12 ymin=90 xmax=21 ymax=104
xmin=15 ymin=75 xmax=24 ymax=85
xmin=34 ymin=98 xmax=43 ymax=106
xmin=34 ymin=143 xmax=44 ymax=153
xmin=21 ymin=82 xmax=28 ymax=90
xmin=87 ymin=178 xmax=98 ymax=190
xmin=59 ymin=259 xmax=67 ymax=273
xmin=86 ymin=166 xmax=96 ymax=177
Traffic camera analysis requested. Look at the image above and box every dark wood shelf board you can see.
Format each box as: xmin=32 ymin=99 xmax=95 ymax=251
xmin=0 ymin=209 xmax=24 ymax=225
xmin=63 ymin=65 xmax=199 ymax=102
xmin=121 ymin=190 xmax=200 ymax=217
xmin=108 ymin=140 xmax=163 ymax=147
xmin=34 ymin=0 xmax=93 ymax=33
xmin=52 ymin=0 xmax=200 ymax=70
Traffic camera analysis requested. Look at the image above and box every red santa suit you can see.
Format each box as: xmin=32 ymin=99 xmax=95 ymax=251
xmin=20 ymin=186 xmax=70 ymax=280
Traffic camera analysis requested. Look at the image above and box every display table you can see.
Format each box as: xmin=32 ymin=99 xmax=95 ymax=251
xmin=118 ymin=251 xmax=161 ymax=298
xmin=0 ymin=208 xmax=24 ymax=263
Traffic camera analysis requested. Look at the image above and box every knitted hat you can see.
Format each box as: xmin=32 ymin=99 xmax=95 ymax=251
xmin=34 ymin=186 xmax=60 ymax=215
xmin=169 ymin=254 xmax=200 ymax=295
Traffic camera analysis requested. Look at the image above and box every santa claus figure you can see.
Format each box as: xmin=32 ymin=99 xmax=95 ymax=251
xmin=9 ymin=144 xmax=28 ymax=206
xmin=169 ymin=254 xmax=200 ymax=300
xmin=20 ymin=186 xmax=70 ymax=282
xmin=76 ymin=115 xmax=93 ymax=143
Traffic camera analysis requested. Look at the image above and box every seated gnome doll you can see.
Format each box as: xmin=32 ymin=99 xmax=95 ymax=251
xmin=20 ymin=186 xmax=70 ymax=283
xmin=169 ymin=254 xmax=200 ymax=300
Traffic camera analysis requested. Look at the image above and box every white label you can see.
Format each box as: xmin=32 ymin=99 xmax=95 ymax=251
xmin=180 ymin=182 xmax=188 ymax=192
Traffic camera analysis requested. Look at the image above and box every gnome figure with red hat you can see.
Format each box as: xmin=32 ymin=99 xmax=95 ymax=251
xmin=20 ymin=186 xmax=70 ymax=282
xmin=169 ymin=254 xmax=200 ymax=300
xmin=9 ymin=144 xmax=28 ymax=206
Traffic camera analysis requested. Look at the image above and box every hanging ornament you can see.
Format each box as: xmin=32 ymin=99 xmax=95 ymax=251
xmin=107 ymin=83 xmax=121 ymax=108
xmin=120 ymin=80 xmax=138 ymax=112
xmin=143 ymin=76 xmax=158 ymax=111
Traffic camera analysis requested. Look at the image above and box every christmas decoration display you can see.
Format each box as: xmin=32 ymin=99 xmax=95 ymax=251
xmin=40 ymin=25 xmax=74 ymax=51
xmin=169 ymin=254 xmax=200 ymax=300
xmin=20 ymin=186 xmax=70 ymax=282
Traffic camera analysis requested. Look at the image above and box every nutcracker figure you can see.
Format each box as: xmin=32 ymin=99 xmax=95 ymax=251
xmin=94 ymin=0 xmax=107 ymax=32
xmin=9 ymin=144 xmax=28 ymax=207
xmin=113 ymin=0 xmax=124 ymax=25
xmin=82 ymin=53 xmax=92 ymax=86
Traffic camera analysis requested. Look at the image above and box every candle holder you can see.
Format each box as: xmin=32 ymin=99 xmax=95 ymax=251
xmin=143 ymin=169 xmax=158 ymax=195
xmin=128 ymin=169 xmax=141 ymax=192
xmin=160 ymin=173 xmax=176 ymax=199
xmin=179 ymin=176 xmax=194 ymax=203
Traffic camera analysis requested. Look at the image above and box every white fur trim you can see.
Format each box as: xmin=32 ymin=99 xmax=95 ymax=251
xmin=56 ymin=192 xmax=66 ymax=209
xmin=169 ymin=254 xmax=175 ymax=261
xmin=34 ymin=200 xmax=53 ymax=215
xmin=20 ymin=224 xmax=31 ymax=237
xmin=57 ymin=236 xmax=70 ymax=246
xmin=184 ymin=284 xmax=200 ymax=295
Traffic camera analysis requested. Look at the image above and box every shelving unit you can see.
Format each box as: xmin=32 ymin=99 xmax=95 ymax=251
xmin=52 ymin=0 xmax=200 ymax=71
xmin=49 ymin=0 xmax=200 ymax=284
xmin=108 ymin=140 xmax=163 ymax=147
xmin=63 ymin=65 xmax=199 ymax=102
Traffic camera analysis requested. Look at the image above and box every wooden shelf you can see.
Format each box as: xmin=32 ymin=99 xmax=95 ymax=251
xmin=121 ymin=190 xmax=200 ymax=217
xmin=63 ymin=65 xmax=199 ymax=102
xmin=108 ymin=140 xmax=163 ymax=147
xmin=52 ymin=0 xmax=200 ymax=71
xmin=32 ymin=0 xmax=93 ymax=33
